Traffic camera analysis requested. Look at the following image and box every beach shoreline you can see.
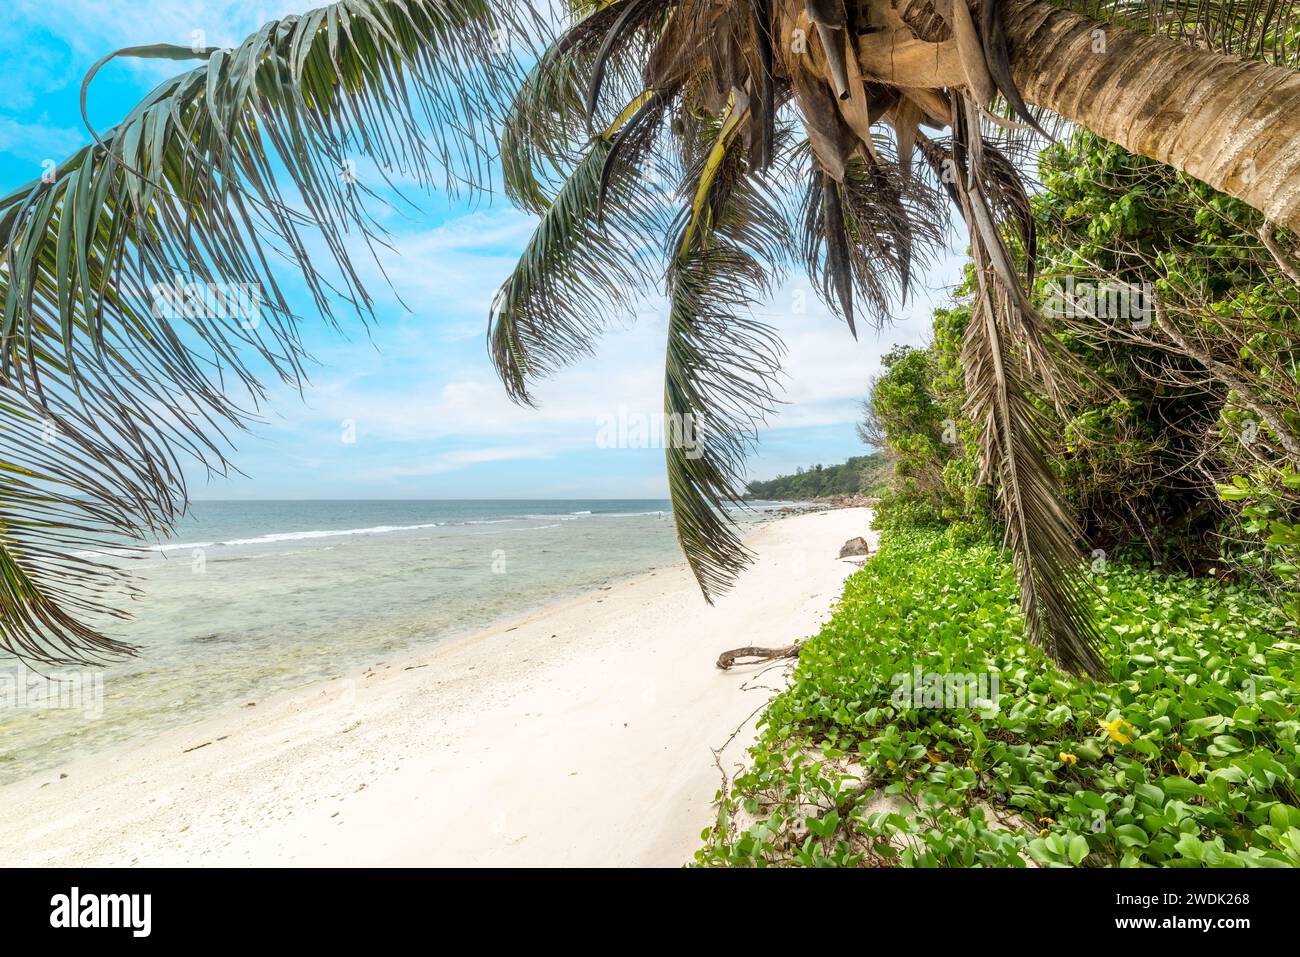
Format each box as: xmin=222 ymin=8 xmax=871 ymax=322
xmin=0 ymin=507 xmax=875 ymax=867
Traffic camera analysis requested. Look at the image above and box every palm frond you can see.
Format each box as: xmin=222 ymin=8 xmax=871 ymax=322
xmin=0 ymin=0 xmax=539 ymax=664
xmin=585 ymin=0 xmax=670 ymax=127
xmin=663 ymin=112 xmax=794 ymax=599
xmin=0 ymin=376 xmax=179 ymax=665
xmin=802 ymin=144 xmax=949 ymax=333
xmin=925 ymin=103 xmax=1106 ymax=676
xmin=961 ymin=287 xmax=1106 ymax=676
xmin=490 ymin=89 xmax=675 ymax=404
xmin=501 ymin=0 xmax=656 ymax=213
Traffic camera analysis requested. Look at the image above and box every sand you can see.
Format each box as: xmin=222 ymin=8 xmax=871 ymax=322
xmin=0 ymin=507 xmax=875 ymax=867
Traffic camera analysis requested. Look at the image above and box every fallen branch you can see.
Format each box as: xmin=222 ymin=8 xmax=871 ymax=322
xmin=716 ymin=644 xmax=802 ymax=670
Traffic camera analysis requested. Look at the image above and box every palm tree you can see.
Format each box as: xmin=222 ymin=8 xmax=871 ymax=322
xmin=2 ymin=0 xmax=1297 ymax=674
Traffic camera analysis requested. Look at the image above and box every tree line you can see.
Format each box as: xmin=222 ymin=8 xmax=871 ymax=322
xmin=746 ymin=453 xmax=889 ymax=501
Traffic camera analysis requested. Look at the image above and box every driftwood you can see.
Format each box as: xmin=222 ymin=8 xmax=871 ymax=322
xmin=716 ymin=644 xmax=802 ymax=670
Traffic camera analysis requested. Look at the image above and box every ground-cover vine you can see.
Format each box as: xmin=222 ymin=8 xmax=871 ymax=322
xmin=697 ymin=522 xmax=1300 ymax=867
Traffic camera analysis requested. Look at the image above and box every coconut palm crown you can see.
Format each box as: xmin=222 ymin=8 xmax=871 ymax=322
xmin=2 ymin=0 xmax=1299 ymax=673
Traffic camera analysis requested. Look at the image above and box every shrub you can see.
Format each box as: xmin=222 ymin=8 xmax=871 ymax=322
xmin=697 ymin=529 xmax=1300 ymax=867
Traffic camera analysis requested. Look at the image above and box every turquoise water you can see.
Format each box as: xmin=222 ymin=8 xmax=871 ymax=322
xmin=0 ymin=499 xmax=781 ymax=783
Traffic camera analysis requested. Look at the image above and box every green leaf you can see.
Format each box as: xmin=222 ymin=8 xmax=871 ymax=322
xmin=1068 ymin=834 xmax=1090 ymax=865
xmin=1174 ymin=833 xmax=1205 ymax=861
xmin=1115 ymin=824 xmax=1148 ymax=848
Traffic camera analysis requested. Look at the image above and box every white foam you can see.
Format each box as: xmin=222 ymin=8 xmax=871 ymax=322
xmin=94 ymin=521 xmax=448 ymax=555
xmin=75 ymin=507 xmax=683 ymax=559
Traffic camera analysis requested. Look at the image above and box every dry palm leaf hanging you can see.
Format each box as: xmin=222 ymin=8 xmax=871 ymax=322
xmin=492 ymin=0 xmax=1104 ymax=674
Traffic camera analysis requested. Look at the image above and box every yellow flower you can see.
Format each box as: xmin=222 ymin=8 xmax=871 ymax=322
xmin=1038 ymin=816 xmax=1055 ymax=825
xmin=1060 ymin=752 xmax=1078 ymax=766
xmin=886 ymin=759 xmax=896 ymax=770
xmin=1101 ymin=718 xmax=1134 ymax=745
xmin=1039 ymin=828 xmax=1051 ymax=838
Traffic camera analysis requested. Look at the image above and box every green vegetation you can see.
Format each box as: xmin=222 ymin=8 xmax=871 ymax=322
xmin=713 ymin=128 xmax=1300 ymax=867
xmin=1035 ymin=130 xmax=1299 ymax=600
xmin=698 ymin=521 xmax=1300 ymax=868
xmin=746 ymin=453 xmax=889 ymax=501
xmin=865 ymin=129 xmax=1300 ymax=614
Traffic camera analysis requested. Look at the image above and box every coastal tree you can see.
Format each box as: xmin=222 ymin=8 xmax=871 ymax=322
xmin=2 ymin=0 xmax=1299 ymax=673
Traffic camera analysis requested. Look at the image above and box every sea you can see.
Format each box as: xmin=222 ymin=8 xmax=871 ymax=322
xmin=0 ymin=499 xmax=789 ymax=783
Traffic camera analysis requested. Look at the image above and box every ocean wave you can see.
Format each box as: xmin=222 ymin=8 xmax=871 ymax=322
xmin=72 ymin=507 xmax=693 ymax=559
xmin=79 ymin=521 xmax=448 ymax=556
xmin=521 ymin=509 xmax=668 ymax=521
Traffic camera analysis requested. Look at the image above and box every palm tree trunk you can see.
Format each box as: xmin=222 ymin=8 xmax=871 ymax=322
xmin=1002 ymin=0 xmax=1300 ymax=232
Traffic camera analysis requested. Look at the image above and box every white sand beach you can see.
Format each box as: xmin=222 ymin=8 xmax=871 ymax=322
xmin=0 ymin=507 xmax=874 ymax=867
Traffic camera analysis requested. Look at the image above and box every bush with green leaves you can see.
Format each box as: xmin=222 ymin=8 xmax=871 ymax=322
xmin=1219 ymin=469 xmax=1300 ymax=625
xmin=697 ymin=527 xmax=1300 ymax=867
xmin=1033 ymin=130 xmax=1300 ymax=573
xmin=871 ymin=129 xmax=1300 ymax=581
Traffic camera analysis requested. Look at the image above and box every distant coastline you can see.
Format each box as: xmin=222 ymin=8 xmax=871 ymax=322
xmin=745 ymin=453 xmax=889 ymax=502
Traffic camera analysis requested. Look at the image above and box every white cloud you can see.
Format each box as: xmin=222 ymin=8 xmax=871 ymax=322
xmin=253 ymin=207 xmax=966 ymax=462
xmin=0 ymin=115 xmax=86 ymax=164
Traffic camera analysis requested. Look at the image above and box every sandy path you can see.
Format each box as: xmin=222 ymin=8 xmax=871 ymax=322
xmin=0 ymin=507 xmax=874 ymax=867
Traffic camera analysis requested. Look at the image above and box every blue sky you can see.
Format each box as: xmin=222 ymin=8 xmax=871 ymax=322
xmin=0 ymin=0 xmax=966 ymax=499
